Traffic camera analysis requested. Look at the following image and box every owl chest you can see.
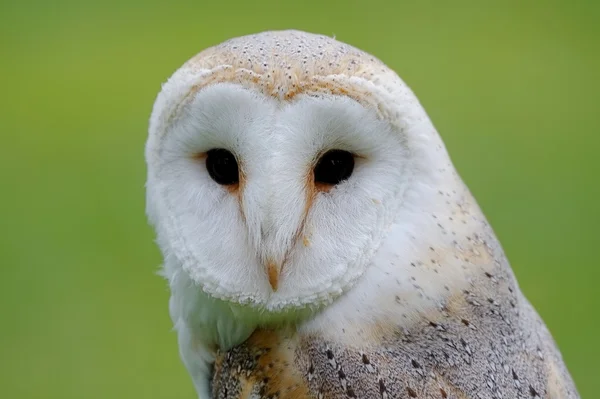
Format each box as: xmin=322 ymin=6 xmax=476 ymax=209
xmin=211 ymin=303 xmax=561 ymax=399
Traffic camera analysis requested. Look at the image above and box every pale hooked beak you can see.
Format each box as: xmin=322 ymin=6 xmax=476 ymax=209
xmin=266 ymin=260 xmax=281 ymax=291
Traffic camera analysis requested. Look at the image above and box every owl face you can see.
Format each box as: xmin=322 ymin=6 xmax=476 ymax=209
xmin=146 ymin=30 xmax=452 ymax=314
xmin=147 ymin=82 xmax=413 ymax=311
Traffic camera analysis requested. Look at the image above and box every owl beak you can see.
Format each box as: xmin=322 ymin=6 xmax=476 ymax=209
xmin=266 ymin=260 xmax=281 ymax=291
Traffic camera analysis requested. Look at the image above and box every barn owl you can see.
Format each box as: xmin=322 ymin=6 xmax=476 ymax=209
xmin=145 ymin=30 xmax=579 ymax=398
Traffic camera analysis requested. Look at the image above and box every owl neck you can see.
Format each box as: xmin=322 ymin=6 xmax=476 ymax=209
xmin=297 ymin=181 xmax=513 ymax=346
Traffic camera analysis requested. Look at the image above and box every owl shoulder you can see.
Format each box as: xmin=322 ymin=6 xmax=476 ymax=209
xmin=212 ymin=292 xmax=578 ymax=399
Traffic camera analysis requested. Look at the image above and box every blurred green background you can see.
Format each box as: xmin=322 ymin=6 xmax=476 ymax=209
xmin=1 ymin=0 xmax=598 ymax=397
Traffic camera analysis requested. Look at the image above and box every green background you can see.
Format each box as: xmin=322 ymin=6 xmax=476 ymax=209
xmin=1 ymin=0 xmax=598 ymax=397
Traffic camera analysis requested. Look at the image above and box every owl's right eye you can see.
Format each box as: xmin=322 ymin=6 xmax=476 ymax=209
xmin=206 ymin=149 xmax=239 ymax=185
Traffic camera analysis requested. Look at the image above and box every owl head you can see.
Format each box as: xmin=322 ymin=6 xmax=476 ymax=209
xmin=145 ymin=30 xmax=460 ymax=316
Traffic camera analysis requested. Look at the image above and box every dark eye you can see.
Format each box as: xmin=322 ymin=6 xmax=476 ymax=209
xmin=314 ymin=150 xmax=355 ymax=186
xmin=206 ymin=149 xmax=239 ymax=185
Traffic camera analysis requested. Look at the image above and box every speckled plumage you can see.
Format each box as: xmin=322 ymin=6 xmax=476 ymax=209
xmin=146 ymin=30 xmax=578 ymax=398
xmin=213 ymin=259 xmax=576 ymax=399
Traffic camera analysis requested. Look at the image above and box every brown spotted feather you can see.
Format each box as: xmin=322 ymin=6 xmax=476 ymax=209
xmin=213 ymin=266 xmax=577 ymax=399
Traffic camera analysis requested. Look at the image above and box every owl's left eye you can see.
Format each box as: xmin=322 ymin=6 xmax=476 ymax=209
xmin=206 ymin=149 xmax=239 ymax=185
xmin=314 ymin=149 xmax=355 ymax=186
